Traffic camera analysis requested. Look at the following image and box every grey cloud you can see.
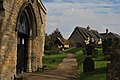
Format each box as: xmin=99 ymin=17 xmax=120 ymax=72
xmin=44 ymin=0 xmax=120 ymax=38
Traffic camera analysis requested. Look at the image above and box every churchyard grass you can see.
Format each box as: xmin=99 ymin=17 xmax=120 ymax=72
xmin=43 ymin=51 xmax=66 ymax=70
xmin=64 ymin=47 xmax=82 ymax=53
xmin=66 ymin=47 xmax=110 ymax=80
xmin=76 ymin=48 xmax=110 ymax=80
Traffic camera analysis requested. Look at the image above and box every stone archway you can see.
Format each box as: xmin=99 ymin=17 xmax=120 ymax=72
xmin=15 ymin=3 xmax=37 ymax=74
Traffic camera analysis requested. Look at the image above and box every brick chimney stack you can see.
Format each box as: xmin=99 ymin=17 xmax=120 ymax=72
xmin=87 ymin=25 xmax=90 ymax=30
xmin=106 ymin=29 xmax=108 ymax=34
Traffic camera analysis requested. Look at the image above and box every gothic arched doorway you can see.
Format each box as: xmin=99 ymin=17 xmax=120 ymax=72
xmin=15 ymin=3 xmax=37 ymax=74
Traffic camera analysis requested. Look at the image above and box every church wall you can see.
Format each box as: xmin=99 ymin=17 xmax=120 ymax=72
xmin=0 ymin=0 xmax=46 ymax=80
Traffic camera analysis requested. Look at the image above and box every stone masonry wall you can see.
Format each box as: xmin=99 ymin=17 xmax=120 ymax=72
xmin=107 ymin=49 xmax=120 ymax=80
xmin=107 ymin=39 xmax=120 ymax=80
xmin=0 ymin=0 xmax=46 ymax=80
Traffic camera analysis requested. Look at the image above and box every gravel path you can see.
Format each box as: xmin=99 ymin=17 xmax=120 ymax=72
xmin=23 ymin=53 xmax=78 ymax=80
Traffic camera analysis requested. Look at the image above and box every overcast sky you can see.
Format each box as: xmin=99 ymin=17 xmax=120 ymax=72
xmin=43 ymin=0 xmax=120 ymax=39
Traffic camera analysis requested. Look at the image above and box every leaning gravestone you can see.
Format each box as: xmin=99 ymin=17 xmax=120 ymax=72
xmin=83 ymin=57 xmax=94 ymax=72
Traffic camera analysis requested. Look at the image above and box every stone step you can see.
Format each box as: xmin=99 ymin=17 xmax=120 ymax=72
xmin=14 ymin=74 xmax=23 ymax=80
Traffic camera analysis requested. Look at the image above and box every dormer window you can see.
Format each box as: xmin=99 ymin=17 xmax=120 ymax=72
xmin=91 ymin=38 xmax=95 ymax=42
xmin=87 ymin=37 xmax=90 ymax=41
xmin=98 ymin=38 xmax=102 ymax=44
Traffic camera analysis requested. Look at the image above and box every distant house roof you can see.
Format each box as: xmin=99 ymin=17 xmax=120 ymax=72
xmin=57 ymin=37 xmax=65 ymax=45
xmin=104 ymin=32 xmax=120 ymax=39
xmin=100 ymin=33 xmax=107 ymax=38
xmin=92 ymin=30 xmax=103 ymax=39
xmin=55 ymin=37 xmax=70 ymax=45
xmin=69 ymin=26 xmax=102 ymax=40
xmin=110 ymin=33 xmax=120 ymax=38
xmin=68 ymin=26 xmax=102 ymax=47
xmin=100 ymin=29 xmax=109 ymax=38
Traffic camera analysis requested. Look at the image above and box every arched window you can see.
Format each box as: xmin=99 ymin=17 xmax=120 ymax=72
xmin=17 ymin=11 xmax=29 ymax=35
xmin=15 ymin=3 xmax=37 ymax=38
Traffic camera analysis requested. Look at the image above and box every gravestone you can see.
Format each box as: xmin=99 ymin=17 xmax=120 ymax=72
xmin=83 ymin=57 xmax=94 ymax=72
xmin=86 ymin=42 xmax=95 ymax=55
xmin=86 ymin=44 xmax=93 ymax=55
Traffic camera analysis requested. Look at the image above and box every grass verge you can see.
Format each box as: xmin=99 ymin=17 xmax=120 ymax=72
xmin=72 ymin=47 xmax=110 ymax=80
xmin=43 ymin=51 xmax=66 ymax=70
xmin=64 ymin=47 xmax=82 ymax=53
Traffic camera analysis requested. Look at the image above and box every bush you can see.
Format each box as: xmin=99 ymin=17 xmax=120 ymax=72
xmin=44 ymin=51 xmax=51 ymax=55
xmin=104 ymin=54 xmax=110 ymax=61
xmin=51 ymin=46 xmax=60 ymax=54
xmin=76 ymin=48 xmax=110 ymax=80
xmin=91 ymin=49 xmax=98 ymax=58
xmin=64 ymin=47 xmax=82 ymax=53
xmin=82 ymin=48 xmax=87 ymax=55
xmin=43 ymin=52 xmax=66 ymax=70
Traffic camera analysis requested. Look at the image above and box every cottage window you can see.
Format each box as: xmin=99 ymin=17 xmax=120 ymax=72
xmin=98 ymin=38 xmax=102 ymax=44
xmin=91 ymin=38 xmax=95 ymax=42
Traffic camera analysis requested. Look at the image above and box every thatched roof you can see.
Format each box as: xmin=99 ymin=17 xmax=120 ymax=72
xmin=104 ymin=32 xmax=120 ymax=39
xmin=69 ymin=26 xmax=102 ymax=40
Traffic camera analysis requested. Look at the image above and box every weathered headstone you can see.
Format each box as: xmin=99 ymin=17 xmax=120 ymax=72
xmin=86 ymin=44 xmax=93 ymax=55
xmin=86 ymin=41 xmax=96 ymax=55
xmin=83 ymin=57 xmax=94 ymax=72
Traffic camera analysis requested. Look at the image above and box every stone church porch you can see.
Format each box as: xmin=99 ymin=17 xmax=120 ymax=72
xmin=0 ymin=0 xmax=46 ymax=80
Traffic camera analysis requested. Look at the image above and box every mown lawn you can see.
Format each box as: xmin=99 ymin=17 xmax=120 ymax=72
xmin=66 ymin=47 xmax=110 ymax=80
xmin=43 ymin=51 xmax=66 ymax=70
xmin=64 ymin=47 xmax=82 ymax=53
xmin=76 ymin=48 xmax=110 ymax=80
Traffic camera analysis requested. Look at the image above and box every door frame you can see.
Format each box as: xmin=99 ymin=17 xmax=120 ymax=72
xmin=15 ymin=2 xmax=37 ymax=73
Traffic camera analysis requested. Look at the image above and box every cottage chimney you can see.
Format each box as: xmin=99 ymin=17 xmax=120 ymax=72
xmin=106 ymin=29 xmax=108 ymax=34
xmin=87 ymin=25 xmax=90 ymax=30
